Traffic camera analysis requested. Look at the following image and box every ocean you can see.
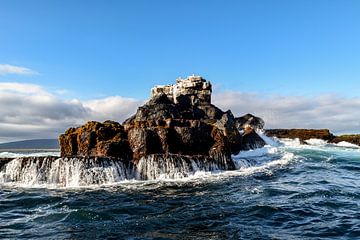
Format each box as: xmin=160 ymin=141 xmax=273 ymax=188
xmin=0 ymin=135 xmax=359 ymax=239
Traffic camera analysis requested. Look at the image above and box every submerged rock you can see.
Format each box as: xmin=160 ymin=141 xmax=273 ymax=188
xmin=59 ymin=75 xmax=266 ymax=165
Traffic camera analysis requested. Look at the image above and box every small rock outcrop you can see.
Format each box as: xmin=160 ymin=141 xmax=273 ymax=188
xmin=265 ymin=129 xmax=334 ymax=143
xmin=59 ymin=76 xmax=267 ymax=167
xmin=330 ymin=135 xmax=360 ymax=146
xmin=235 ymin=113 xmax=265 ymax=131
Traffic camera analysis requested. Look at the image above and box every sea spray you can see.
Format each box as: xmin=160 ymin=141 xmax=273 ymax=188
xmin=256 ymin=129 xmax=282 ymax=147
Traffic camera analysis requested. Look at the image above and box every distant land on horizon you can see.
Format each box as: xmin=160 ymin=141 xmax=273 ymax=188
xmin=0 ymin=139 xmax=59 ymax=150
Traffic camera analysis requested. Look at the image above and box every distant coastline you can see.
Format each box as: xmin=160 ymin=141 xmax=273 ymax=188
xmin=0 ymin=139 xmax=59 ymax=150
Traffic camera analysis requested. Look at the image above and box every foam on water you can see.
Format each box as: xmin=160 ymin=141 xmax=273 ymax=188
xmin=305 ymin=138 xmax=328 ymax=146
xmin=334 ymin=141 xmax=360 ymax=148
xmin=256 ymin=130 xmax=282 ymax=147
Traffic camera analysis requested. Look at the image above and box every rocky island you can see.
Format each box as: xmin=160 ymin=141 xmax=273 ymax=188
xmin=59 ymin=75 xmax=266 ymax=177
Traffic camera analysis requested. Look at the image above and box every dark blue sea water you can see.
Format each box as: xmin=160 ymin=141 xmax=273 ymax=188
xmin=0 ymin=139 xmax=360 ymax=239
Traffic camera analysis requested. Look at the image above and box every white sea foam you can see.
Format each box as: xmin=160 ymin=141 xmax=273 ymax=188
xmin=305 ymin=138 xmax=328 ymax=146
xmin=256 ymin=130 xmax=282 ymax=147
xmin=236 ymin=146 xmax=278 ymax=158
xmin=334 ymin=141 xmax=360 ymax=148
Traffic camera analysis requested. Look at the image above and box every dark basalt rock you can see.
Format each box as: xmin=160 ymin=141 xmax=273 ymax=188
xmin=265 ymin=129 xmax=334 ymax=143
xmin=59 ymin=76 xmax=266 ymax=166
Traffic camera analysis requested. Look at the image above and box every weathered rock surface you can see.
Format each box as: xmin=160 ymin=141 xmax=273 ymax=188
xmin=59 ymin=76 xmax=267 ymax=166
xmin=265 ymin=129 xmax=334 ymax=143
xmin=59 ymin=120 xmax=132 ymax=159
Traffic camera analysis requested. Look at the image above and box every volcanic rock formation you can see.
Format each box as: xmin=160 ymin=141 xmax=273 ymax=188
xmin=59 ymin=76 xmax=266 ymax=167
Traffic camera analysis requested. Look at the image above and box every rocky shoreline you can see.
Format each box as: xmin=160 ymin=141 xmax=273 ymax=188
xmin=265 ymin=128 xmax=360 ymax=146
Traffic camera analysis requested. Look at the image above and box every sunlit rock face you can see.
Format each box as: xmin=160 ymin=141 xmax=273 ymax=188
xmin=59 ymin=121 xmax=132 ymax=160
xmin=59 ymin=76 xmax=266 ymax=167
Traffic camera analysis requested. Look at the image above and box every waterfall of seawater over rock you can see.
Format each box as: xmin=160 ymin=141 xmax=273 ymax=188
xmin=135 ymin=154 xmax=234 ymax=180
xmin=0 ymin=157 xmax=133 ymax=187
xmin=0 ymin=153 xmax=251 ymax=186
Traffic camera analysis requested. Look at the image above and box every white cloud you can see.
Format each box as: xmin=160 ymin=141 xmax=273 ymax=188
xmin=0 ymin=82 xmax=142 ymax=142
xmin=0 ymin=82 xmax=49 ymax=95
xmin=84 ymin=96 xmax=145 ymax=121
xmin=0 ymin=64 xmax=37 ymax=75
xmin=213 ymin=91 xmax=360 ymax=134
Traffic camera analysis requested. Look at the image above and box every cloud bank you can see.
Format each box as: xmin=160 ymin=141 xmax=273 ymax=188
xmin=0 ymin=82 xmax=359 ymax=142
xmin=213 ymin=92 xmax=360 ymax=134
xmin=0 ymin=64 xmax=37 ymax=75
xmin=0 ymin=83 xmax=143 ymax=142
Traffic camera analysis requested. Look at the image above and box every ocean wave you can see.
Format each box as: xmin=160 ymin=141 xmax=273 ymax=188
xmin=333 ymin=141 xmax=360 ymax=149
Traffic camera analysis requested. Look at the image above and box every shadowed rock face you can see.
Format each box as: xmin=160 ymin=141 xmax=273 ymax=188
xmin=59 ymin=76 xmax=266 ymax=165
xmin=265 ymin=129 xmax=334 ymax=143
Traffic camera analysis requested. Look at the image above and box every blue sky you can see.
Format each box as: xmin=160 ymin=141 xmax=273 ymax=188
xmin=0 ymin=0 xmax=360 ymax=141
xmin=1 ymin=0 xmax=360 ymax=99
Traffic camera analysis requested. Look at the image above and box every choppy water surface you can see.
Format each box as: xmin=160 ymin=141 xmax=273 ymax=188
xmin=1 ymin=139 xmax=360 ymax=239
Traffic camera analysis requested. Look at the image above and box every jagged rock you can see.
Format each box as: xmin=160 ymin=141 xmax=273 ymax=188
xmin=59 ymin=120 xmax=132 ymax=159
xmin=330 ymin=135 xmax=360 ymax=146
xmin=265 ymin=129 xmax=334 ymax=143
xmin=235 ymin=113 xmax=265 ymax=130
